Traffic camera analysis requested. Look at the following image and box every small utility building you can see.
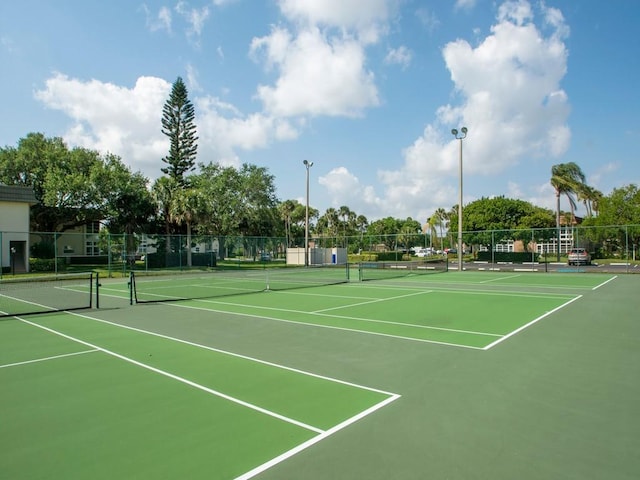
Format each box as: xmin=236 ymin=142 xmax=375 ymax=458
xmin=0 ymin=185 xmax=38 ymax=273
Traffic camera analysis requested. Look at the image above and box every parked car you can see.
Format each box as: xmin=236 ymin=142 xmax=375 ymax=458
xmin=259 ymin=251 xmax=271 ymax=261
xmin=567 ymin=247 xmax=591 ymax=266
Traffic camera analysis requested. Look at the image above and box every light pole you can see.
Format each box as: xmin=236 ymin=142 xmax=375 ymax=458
xmin=451 ymin=127 xmax=468 ymax=272
xmin=303 ymin=159 xmax=313 ymax=267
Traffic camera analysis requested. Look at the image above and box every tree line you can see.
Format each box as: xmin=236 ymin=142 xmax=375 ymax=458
xmin=1 ymin=78 xmax=639 ymax=255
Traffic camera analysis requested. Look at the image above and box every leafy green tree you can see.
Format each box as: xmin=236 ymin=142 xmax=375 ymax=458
xmin=278 ymin=199 xmax=314 ymax=246
xmin=152 ymin=176 xmax=179 ymax=235
xmin=350 ymin=214 xmax=369 ymax=252
xmin=592 ymin=184 xmax=640 ymax=225
xmin=293 ymin=202 xmax=316 ymax=241
xmin=169 ymin=187 xmax=204 ymax=267
xmin=448 ymin=196 xmax=555 ymax=250
xmin=236 ymin=164 xmax=279 ymax=236
xmin=161 ymin=77 xmax=198 ymax=183
xmin=366 ymin=217 xmax=403 ymax=251
xmin=190 ymin=162 xmax=279 ymax=237
xmin=316 ymin=208 xmax=340 ymax=241
xmin=0 ymin=133 xmax=154 ymax=234
xmin=98 ymin=156 xmax=156 ymax=254
xmin=583 ymin=184 xmax=640 ymax=256
xmin=398 ymin=218 xmax=423 ymax=251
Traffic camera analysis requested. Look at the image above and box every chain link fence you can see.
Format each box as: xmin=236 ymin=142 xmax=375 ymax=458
xmin=2 ymin=224 xmax=639 ymax=277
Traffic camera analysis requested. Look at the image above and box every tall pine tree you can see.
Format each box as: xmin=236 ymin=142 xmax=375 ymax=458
xmin=161 ymin=77 xmax=198 ymax=183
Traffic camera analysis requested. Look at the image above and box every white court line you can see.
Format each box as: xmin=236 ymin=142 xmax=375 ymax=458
xmin=0 ymin=349 xmax=98 ymax=369
xmin=592 ymin=275 xmax=617 ymax=290
xmin=235 ymin=393 xmax=401 ymax=480
xmin=15 ymin=311 xmax=403 ymax=479
xmin=192 ymin=297 xmax=500 ymax=336
xmin=482 ymin=295 xmax=583 ymax=350
xmin=61 ymin=311 xmax=399 ymax=397
xmin=168 ymin=301 xmax=487 ymax=350
xmin=313 ymin=289 xmax=431 ymax=313
xmin=15 ymin=316 xmax=324 ymax=434
xmin=478 ymin=274 xmax=523 ymax=284
xmin=0 ymin=292 xmax=56 ymax=312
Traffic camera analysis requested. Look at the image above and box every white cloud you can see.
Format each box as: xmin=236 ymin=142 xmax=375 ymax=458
xmin=34 ymin=74 xmax=299 ymax=180
xmin=454 ymin=0 xmax=477 ymax=11
xmin=384 ymin=46 xmax=412 ymax=69
xmin=588 ymin=162 xmax=618 ymax=188
xmin=141 ymin=4 xmax=172 ymax=33
xmin=142 ymin=2 xmax=212 ymax=43
xmin=176 ymin=1 xmax=210 ymax=44
xmin=277 ymin=0 xmax=393 ymax=44
xmin=318 ymin=167 xmax=383 ymax=213
xmin=323 ymin=0 xmax=572 ymax=220
xmin=186 ymin=63 xmax=201 ymax=92
xmin=251 ymin=26 xmax=379 ymax=117
xmin=416 ymin=8 xmax=440 ymax=33
xmin=35 ymin=74 xmax=171 ymax=177
xmin=497 ymin=0 xmax=533 ymax=26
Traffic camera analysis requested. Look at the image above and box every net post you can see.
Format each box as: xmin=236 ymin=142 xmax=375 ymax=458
xmin=89 ymin=272 xmax=93 ymax=309
xmin=95 ymin=272 xmax=100 ymax=309
xmin=129 ymin=271 xmax=135 ymax=305
xmin=265 ymin=262 xmax=270 ymax=292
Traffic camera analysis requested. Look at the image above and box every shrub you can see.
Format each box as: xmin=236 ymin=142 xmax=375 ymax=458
xmin=29 ymin=258 xmax=59 ymax=272
xmin=476 ymin=251 xmax=539 ymax=263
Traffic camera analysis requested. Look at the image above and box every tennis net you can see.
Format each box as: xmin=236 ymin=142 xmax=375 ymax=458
xmin=358 ymin=258 xmax=448 ymax=281
xmin=0 ymin=272 xmax=95 ymax=318
xmin=130 ymin=265 xmax=349 ymax=304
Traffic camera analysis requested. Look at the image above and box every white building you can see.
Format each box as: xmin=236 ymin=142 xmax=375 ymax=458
xmin=0 ymin=185 xmax=38 ymax=273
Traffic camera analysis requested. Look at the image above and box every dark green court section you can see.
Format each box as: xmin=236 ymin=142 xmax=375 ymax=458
xmin=252 ymin=274 xmax=640 ymax=480
xmin=3 ymin=271 xmax=638 ymax=479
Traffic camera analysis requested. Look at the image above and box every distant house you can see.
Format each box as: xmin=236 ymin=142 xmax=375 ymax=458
xmin=0 ymin=185 xmax=38 ymax=273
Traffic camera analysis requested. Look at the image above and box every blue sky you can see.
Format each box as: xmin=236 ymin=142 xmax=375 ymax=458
xmin=1 ymin=0 xmax=639 ymax=223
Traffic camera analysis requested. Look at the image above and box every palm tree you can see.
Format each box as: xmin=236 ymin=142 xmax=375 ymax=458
xmin=278 ymin=199 xmax=298 ymax=247
xmin=169 ymin=187 xmax=202 ymax=267
xmin=318 ymin=208 xmax=339 ymax=243
xmin=338 ymin=205 xmax=351 ymax=247
xmin=152 ymin=176 xmax=179 ymax=236
xmin=434 ymin=207 xmax=448 ymax=249
xmin=576 ymin=184 xmax=602 ymax=218
xmin=550 ymin=162 xmax=586 ymax=258
xmin=425 ymin=216 xmax=438 ymax=249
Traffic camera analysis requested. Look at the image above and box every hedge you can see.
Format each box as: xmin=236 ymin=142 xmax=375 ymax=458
xmin=145 ymin=252 xmax=217 ymax=268
xmin=476 ymin=251 xmax=539 ymax=263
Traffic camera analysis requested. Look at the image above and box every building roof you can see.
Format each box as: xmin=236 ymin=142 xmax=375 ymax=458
xmin=0 ymin=185 xmax=38 ymax=204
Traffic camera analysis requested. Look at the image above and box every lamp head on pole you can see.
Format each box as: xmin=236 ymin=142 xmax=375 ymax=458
xmin=452 ymin=127 xmax=468 ymax=140
xmin=303 ymin=159 xmax=313 ymax=168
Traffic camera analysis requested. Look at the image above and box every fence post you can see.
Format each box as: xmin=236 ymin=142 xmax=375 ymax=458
xmin=625 ymin=225 xmax=629 ymax=274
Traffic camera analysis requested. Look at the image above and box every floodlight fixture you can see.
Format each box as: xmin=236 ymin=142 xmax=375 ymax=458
xmin=303 ymin=160 xmax=314 ymax=266
xmin=451 ymin=127 xmax=469 ymax=271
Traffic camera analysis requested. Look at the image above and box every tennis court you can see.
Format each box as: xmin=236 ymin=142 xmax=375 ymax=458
xmin=1 ymin=268 xmax=639 ymax=479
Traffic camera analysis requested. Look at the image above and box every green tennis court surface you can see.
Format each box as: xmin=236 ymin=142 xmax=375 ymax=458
xmin=2 ymin=270 xmax=639 ymax=479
